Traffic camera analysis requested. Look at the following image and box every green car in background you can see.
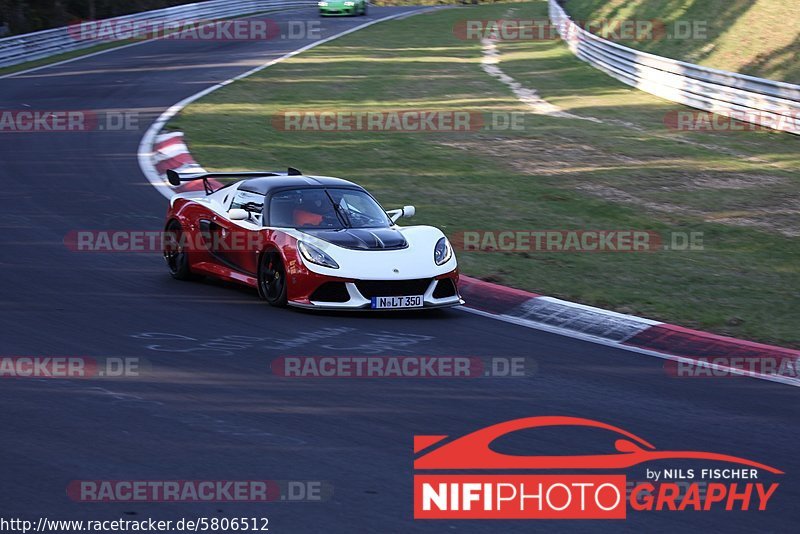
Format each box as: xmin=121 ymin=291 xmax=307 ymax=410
xmin=318 ymin=0 xmax=368 ymax=16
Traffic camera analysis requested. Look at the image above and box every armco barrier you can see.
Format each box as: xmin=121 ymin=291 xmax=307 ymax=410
xmin=549 ymin=0 xmax=800 ymax=134
xmin=0 ymin=0 xmax=316 ymax=69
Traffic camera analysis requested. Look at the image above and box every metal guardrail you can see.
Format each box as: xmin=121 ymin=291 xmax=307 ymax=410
xmin=549 ymin=0 xmax=800 ymax=134
xmin=0 ymin=0 xmax=316 ymax=69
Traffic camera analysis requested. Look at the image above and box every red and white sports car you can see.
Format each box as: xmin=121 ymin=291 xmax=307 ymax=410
xmin=162 ymin=169 xmax=463 ymax=310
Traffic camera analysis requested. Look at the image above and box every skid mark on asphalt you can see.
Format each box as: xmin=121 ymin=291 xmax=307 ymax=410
xmin=131 ymin=329 xmax=435 ymax=356
xmin=27 ymin=378 xmax=306 ymax=445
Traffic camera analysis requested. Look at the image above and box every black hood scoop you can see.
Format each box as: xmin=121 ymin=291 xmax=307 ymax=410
xmin=303 ymin=228 xmax=408 ymax=250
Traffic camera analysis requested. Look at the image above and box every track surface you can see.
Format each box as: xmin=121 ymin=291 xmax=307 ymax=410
xmin=0 ymin=5 xmax=798 ymax=532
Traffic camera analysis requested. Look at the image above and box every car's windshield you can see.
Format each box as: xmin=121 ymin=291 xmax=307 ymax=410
xmin=268 ymin=188 xmax=391 ymax=229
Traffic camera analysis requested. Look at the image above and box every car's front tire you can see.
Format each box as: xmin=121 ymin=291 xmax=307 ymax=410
xmin=164 ymin=219 xmax=194 ymax=280
xmin=258 ymin=249 xmax=288 ymax=306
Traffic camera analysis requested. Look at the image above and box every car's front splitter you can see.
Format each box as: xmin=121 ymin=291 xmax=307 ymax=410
xmin=288 ymin=297 xmax=464 ymax=311
xmin=290 ymin=273 xmax=463 ymax=310
xmin=319 ymin=8 xmax=358 ymax=16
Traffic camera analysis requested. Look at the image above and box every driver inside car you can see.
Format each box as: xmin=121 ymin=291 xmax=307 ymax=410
xmin=293 ymin=190 xmax=337 ymax=227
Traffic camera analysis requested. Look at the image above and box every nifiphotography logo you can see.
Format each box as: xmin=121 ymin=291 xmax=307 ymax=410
xmin=413 ymin=417 xmax=782 ymax=519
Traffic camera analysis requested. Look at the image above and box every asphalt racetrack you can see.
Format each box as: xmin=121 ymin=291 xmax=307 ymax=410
xmin=0 ymin=5 xmax=798 ymax=532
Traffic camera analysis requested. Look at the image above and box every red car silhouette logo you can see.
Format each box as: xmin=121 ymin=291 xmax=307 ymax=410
xmin=414 ymin=416 xmax=783 ymax=473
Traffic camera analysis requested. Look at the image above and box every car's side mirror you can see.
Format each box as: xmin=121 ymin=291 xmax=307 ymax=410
xmin=388 ymin=205 xmax=416 ymax=223
xmin=229 ymin=208 xmax=249 ymax=221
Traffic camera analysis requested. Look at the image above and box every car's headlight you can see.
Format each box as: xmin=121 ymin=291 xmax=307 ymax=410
xmin=318 ymin=1 xmax=328 ymax=6
xmin=298 ymin=241 xmax=339 ymax=269
xmin=434 ymin=237 xmax=453 ymax=265
xmin=344 ymin=1 xmax=355 ymax=5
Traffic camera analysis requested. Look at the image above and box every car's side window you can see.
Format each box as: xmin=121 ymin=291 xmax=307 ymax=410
xmin=230 ymin=189 xmax=264 ymax=224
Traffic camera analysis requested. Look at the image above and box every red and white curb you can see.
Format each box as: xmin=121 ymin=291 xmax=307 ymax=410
xmin=459 ymin=276 xmax=799 ymax=387
xmin=151 ymin=132 xmax=218 ymax=194
xmin=137 ymin=9 xmax=799 ymax=388
xmin=153 ymin=132 xmax=205 ymax=177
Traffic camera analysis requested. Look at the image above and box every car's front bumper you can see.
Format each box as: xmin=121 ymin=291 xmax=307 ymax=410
xmin=319 ymin=6 xmax=358 ymax=16
xmin=289 ymin=272 xmax=463 ymax=310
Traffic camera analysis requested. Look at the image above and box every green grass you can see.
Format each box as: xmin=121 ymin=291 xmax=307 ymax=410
xmin=560 ymin=0 xmax=800 ymax=82
xmin=171 ymin=1 xmax=800 ymax=347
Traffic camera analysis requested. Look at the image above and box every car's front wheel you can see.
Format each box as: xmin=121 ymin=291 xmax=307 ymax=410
xmin=164 ymin=219 xmax=194 ymax=280
xmin=258 ymin=249 xmax=288 ymax=306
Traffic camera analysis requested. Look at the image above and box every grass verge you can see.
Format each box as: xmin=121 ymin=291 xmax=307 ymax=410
xmin=170 ymin=1 xmax=800 ymax=347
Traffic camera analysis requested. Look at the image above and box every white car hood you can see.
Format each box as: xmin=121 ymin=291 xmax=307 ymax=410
xmin=282 ymin=225 xmax=456 ymax=280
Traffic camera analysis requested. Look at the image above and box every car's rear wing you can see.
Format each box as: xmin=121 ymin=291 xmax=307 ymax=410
xmin=166 ymin=168 xmax=302 ymax=194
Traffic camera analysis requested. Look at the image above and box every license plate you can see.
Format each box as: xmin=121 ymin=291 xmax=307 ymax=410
xmin=371 ymin=295 xmax=423 ymax=309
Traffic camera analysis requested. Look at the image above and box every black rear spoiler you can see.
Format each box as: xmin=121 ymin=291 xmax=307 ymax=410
xmin=166 ymin=168 xmax=302 ymax=194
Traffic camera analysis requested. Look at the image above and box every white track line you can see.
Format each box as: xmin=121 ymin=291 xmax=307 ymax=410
xmin=0 ymin=6 xmax=308 ymax=81
xmin=459 ymin=306 xmax=800 ymax=388
xmin=138 ymin=8 xmax=440 ymax=199
xmin=481 ymin=37 xmax=595 ymax=121
xmin=478 ymin=8 xmax=598 ymax=122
